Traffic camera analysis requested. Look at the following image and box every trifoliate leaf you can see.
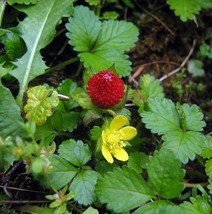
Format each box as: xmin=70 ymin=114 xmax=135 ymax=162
xmin=0 ymin=85 xmax=24 ymax=138
xmin=187 ymin=59 xmax=205 ymax=77
xmin=24 ymin=85 xmax=59 ymax=125
xmin=66 ymin=6 xmax=139 ymax=77
xmin=139 ymin=74 xmax=164 ymax=101
xmin=133 ymin=200 xmax=184 ymax=214
xmin=7 ymin=0 xmax=38 ymax=5
xmin=147 ymin=149 xmax=184 ymax=199
xmin=141 ymin=98 xmax=180 ymax=135
xmin=10 ymin=0 xmax=73 ymax=105
xmin=58 ymin=139 xmax=91 ymax=167
xmin=167 ymin=0 xmax=202 ymax=21
xmin=95 ymin=166 xmax=154 ymax=213
xmin=47 ymin=155 xmax=77 ymax=190
xmin=177 ymin=103 xmax=206 ymax=131
xmin=180 ymin=195 xmax=212 ymax=214
xmin=201 ymin=136 xmax=212 ymax=159
xmin=69 ymin=170 xmax=100 ymax=206
xmin=162 ymin=130 xmax=204 ymax=163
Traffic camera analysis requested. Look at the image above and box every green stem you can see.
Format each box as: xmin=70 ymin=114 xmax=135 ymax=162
xmin=0 ymin=0 xmax=6 ymax=27
xmin=46 ymin=57 xmax=79 ymax=73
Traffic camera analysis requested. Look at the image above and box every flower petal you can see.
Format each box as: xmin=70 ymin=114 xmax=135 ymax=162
xmin=111 ymin=147 xmax=129 ymax=161
xmin=102 ymin=144 xmax=114 ymax=163
xmin=118 ymin=126 xmax=137 ymax=140
xmin=110 ymin=115 xmax=128 ymax=131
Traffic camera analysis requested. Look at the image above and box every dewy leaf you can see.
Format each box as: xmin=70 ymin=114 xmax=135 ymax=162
xmin=95 ymin=166 xmax=154 ymax=213
xmin=0 ymin=85 xmax=24 ymax=138
xmin=58 ymin=139 xmax=91 ymax=167
xmin=24 ymin=85 xmax=59 ymax=125
xmin=147 ymin=149 xmax=184 ymax=199
xmin=141 ymin=98 xmax=180 ymax=135
xmin=10 ymin=0 xmax=73 ymax=106
xmin=133 ymin=200 xmax=184 ymax=214
xmin=66 ymin=6 xmax=139 ymax=77
xmin=177 ymin=103 xmax=206 ymax=131
xmin=47 ymin=155 xmax=77 ymax=190
xmin=139 ymin=74 xmax=164 ymax=101
xmin=167 ymin=0 xmax=202 ymax=21
xmin=162 ymin=130 xmax=204 ymax=163
xmin=69 ymin=170 xmax=100 ymax=206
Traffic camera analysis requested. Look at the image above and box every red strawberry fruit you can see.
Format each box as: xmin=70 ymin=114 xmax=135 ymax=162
xmin=87 ymin=70 xmax=125 ymax=109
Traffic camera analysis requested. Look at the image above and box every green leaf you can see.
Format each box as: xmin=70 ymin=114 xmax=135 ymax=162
xmin=133 ymin=200 xmax=184 ymax=214
xmin=139 ymin=74 xmax=164 ymax=101
xmin=167 ymin=0 xmax=202 ymax=21
xmin=147 ymin=149 xmax=184 ymax=199
xmin=90 ymin=126 xmax=102 ymax=141
xmin=24 ymin=85 xmax=59 ymax=125
xmin=85 ymin=0 xmax=100 ymax=6
xmin=58 ymin=139 xmax=91 ymax=167
xmin=162 ymin=130 xmax=204 ymax=163
xmin=7 ymin=0 xmax=39 ymax=5
xmin=0 ymin=29 xmax=26 ymax=61
xmin=180 ymin=195 xmax=212 ymax=214
xmin=103 ymin=11 xmax=119 ymax=20
xmin=205 ymin=159 xmax=212 ymax=178
xmin=177 ymin=103 xmax=206 ymax=131
xmin=201 ymin=136 xmax=212 ymax=159
xmin=66 ymin=6 xmax=139 ymax=77
xmin=69 ymin=170 xmax=100 ymax=206
xmin=10 ymin=0 xmax=73 ymax=106
xmin=66 ymin=6 xmax=101 ymax=52
xmin=83 ymin=206 xmax=99 ymax=214
xmin=48 ymin=155 xmax=77 ymax=190
xmin=127 ymin=152 xmax=149 ymax=174
xmin=95 ymin=166 xmax=154 ymax=213
xmin=51 ymin=111 xmax=80 ymax=132
xmin=141 ymin=98 xmax=180 ymax=135
xmin=0 ymin=85 xmax=24 ymax=138
xmin=187 ymin=59 xmax=205 ymax=77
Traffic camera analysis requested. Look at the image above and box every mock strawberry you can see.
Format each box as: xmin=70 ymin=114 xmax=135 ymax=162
xmin=87 ymin=70 xmax=125 ymax=109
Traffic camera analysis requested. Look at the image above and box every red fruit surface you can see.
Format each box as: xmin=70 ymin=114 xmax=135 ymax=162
xmin=87 ymin=70 xmax=125 ymax=108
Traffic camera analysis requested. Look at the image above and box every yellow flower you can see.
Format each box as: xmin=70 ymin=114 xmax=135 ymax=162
xmin=101 ymin=115 xmax=137 ymax=163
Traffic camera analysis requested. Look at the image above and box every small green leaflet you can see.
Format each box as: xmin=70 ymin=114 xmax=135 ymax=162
xmin=10 ymin=0 xmax=73 ymax=106
xmin=139 ymin=74 xmax=164 ymax=101
xmin=66 ymin=6 xmax=139 ymax=77
xmin=167 ymin=0 xmax=202 ymax=21
xmin=69 ymin=170 xmax=100 ymax=206
xmin=58 ymin=139 xmax=91 ymax=167
xmin=47 ymin=155 xmax=77 ymax=190
xmin=180 ymin=195 xmax=212 ymax=214
xmin=141 ymin=97 xmax=180 ymax=135
xmin=24 ymin=85 xmax=59 ymax=125
xmin=147 ymin=149 xmax=184 ymax=199
xmin=201 ymin=136 xmax=212 ymax=159
xmin=162 ymin=130 xmax=204 ymax=163
xmin=95 ymin=166 xmax=154 ymax=213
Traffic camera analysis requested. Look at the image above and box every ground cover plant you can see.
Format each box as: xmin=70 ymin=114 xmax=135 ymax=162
xmin=0 ymin=0 xmax=211 ymax=213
